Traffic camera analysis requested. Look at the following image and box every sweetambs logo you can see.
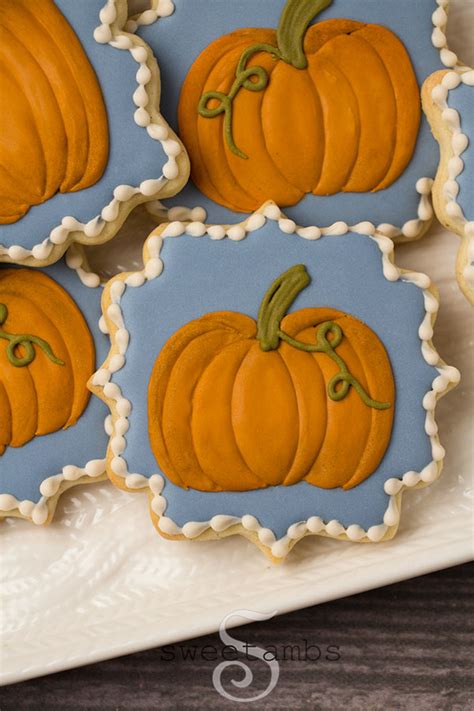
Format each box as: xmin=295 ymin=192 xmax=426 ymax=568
xmin=213 ymin=610 xmax=280 ymax=703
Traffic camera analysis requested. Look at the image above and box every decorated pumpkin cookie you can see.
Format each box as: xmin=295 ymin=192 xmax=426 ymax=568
xmin=90 ymin=203 xmax=459 ymax=561
xmin=140 ymin=0 xmax=456 ymax=239
xmin=0 ymin=249 xmax=109 ymax=524
xmin=0 ymin=0 xmax=188 ymax=267
xmin=422 ymin=68 xmax=474 ymax=305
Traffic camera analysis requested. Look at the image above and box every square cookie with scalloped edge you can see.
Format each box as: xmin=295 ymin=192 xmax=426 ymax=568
xmin=0 ymin=248 xmax=109 ymax=525
xmin=90 ymin=203 xmax=459 ymax=562
xmin=0 ymin=0 xmax=189 ymax=267
xmin=138 ymin=0 xmax=457 ymax=239
xmin=422 ymin=68 xmax=474 ymax=305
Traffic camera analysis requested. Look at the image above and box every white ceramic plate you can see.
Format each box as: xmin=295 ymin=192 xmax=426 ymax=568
xmin=1 ymin=0 xmax=473 ymax=687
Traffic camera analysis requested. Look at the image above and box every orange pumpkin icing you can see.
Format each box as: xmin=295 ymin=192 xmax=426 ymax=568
xmin=0 ymin=269 xmax=95 ymax=454
xmin=148 ymin=266 xmax=395 ymax=492
xmin=0 ymin=0 xmax=109 ymax=224
xmin=178 ymin=13 xmax=421 ymax=213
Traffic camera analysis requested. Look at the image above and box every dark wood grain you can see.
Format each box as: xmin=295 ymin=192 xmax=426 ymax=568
xmin=1 ymin=564 xmax=472 ymax=710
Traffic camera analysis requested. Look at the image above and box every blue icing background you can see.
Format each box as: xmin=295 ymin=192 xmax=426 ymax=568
xmin=116 ymin=223 xmax=436 ymax=538
xmin=0 ymin=0 xmax=167 ymax=252
xmin=139 ymin=0 xmax=443 ymax=227
xmin=0 ymin=261 xmax=109 ymax=504
xmin=448 ymin=82 xmax=474 ymax=223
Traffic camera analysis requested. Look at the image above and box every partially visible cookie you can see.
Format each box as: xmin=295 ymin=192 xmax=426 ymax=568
xmin=138 ymin=0 xmax=457 ymax=240
xmin=0 ymin=248 xmax=109 ymax=525
xmin=0 ymin=0 xmax=189 ymax=267
xmin=423 ymin=69 xmax=474 ymax=305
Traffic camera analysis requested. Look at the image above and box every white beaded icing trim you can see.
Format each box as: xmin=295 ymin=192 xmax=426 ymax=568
xmin=0 ymin=248 xmax=107 ymax=524
xmin=430 ymin=69 xmax=474 ymax=290
xmin=0 ymin=0 xmax=185 ymax=263
xmin=92 ymin=202 xmax=459 ymax=559
xmin=125 ymin=0 xmax=175 ymax=34
xmin=151 ymin=176 xmax=435 ymax=242
xmin=432 ymin=0 xmax=470 ymax=70
xmin=0 ymin=459 xmax=107 ymax=526
xmin=65 ymin=244 xmax=102 ymax=289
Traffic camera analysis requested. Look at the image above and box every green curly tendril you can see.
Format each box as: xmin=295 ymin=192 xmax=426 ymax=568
xmin=256 ymin=265 xmax=391 ymax=411
xmin=198 ymin=0 xmax=333 ymax=158
xmin=0 ymin=303 xmax=65 ymax=368
xmin=198 ymin=43 xmax=283 ymax=159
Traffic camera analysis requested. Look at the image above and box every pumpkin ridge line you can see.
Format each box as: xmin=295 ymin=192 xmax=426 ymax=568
xmin=304 ymin=60 xmax=325 ymax=190
xmin=329 ymin=48 xmax=361 ymax=191
xmin=275 ymin=346 xmax=308 ymax=487
xmin=335 ymin=323 xmax=374 ymax=489
xmin=1 ymin=35 xmax=50 ymax=201
xmin=325 ymin=34 xmax=376 ymax=193
xmin=343 ymin=322 xmax=396 ymax=490
xmin=20 ymin=0 xmax=103 ymax=193
xmin=302 ymin=341 xmax=332 ymax=487
xmin=0 ymin=62 xmax=48 ymax=202
xmin=192 ymin=51 xmax=238 ymax=209
xmin=189 ymin=32 xmax=258 ymax=207
xmin=12 ymin=3 xmax=88 ymax=194
xmin=24 ymin=22 xmax=73 ymax=197
xmin=2 ymin=18 xmax=49 ymax=203
xmin=189 ymin=335 xmax=266 ymax=490
xmin=257 ymin=61 xmax=308 ymax=199
xmin=23 ymin=271 xmax=94 ymax=429
xmin=7 ymin=334 xmax=38 ymax=448
xmin=209 ymin=47 xmax=265 ymax=210
xmin=188 ymin=338 xmax=242 ymax=491
xmin=225 ymin=48 xmax=303 ymax=207
xmin=361 ymin=30 xmax=406 ymax=193
xmin=353 ymin=31 xmax=398 ymax=190
xmin=0 ymin=378 xmax=12 ymax=455
xmin=229 ymin=341 xmax=277 ymax=488
xmin=311 ymin=53 xmax=360 ymax=194
xmin=162 ymin=330 xmax=225 ymax=491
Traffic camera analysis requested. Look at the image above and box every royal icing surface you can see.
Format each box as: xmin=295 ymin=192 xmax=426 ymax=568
xmin=0 ymin=0 xmax=188 ymax=263
xmin=0 ymin=248 xmax=109 ymax=524
xmin=92 ymin=204 xmax=459 ymax=558
xmin=138 ymin=0 xmax=447 ymax=237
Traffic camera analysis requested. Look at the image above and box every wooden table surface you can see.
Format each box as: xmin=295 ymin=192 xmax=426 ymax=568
xmin=1 ymin=563 xmax=472 ymax=710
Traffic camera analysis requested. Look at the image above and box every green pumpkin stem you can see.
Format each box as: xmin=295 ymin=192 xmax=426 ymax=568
xmin=0 ymin=302 xmax=65 ymax=368
xmin=257 ymin=265 xmax=310 ymax=350
xmin=256 ymin=267 xmax=391 ymax=411
xmin=198 ymin=0 xmax=333 ymax=158
xmin=277 ymin=0 xmax=333 ymax=68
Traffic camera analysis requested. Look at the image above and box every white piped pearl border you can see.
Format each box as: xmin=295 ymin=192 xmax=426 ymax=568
xmin=125 ymin=0 xmax=175 ymax=34
xmin=0 ymin=0 xmax=187 ymax=264
xmin=432 ymin=0 xmax=471 ymax=70
xmin=149 ymin=177 xmax=435 ymax=243
xmin=0 ymin=247 xmax=107 ymax=524
xmin=430 ymin=69 xmax=474 ymax=292
xmin=91 ymin=202 xmax=460 ymax=560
